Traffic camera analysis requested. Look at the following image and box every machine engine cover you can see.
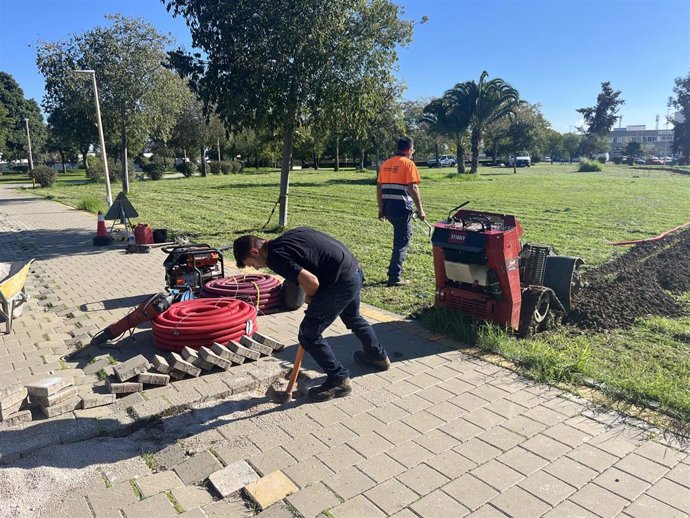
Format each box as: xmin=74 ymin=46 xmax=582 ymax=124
xmin=444 ymin=262 xmax=490 ymax=286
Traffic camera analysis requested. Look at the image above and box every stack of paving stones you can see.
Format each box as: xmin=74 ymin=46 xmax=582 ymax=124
xmin=25 ymin=375 xmax=80 ymax=418
xmin=0 ymin=381 xmax=31 ymax=426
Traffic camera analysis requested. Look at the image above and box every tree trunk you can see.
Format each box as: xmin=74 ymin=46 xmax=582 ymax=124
xmin=513 ymin=145 xmax=517 ymax=174
xmin=334 ymin=135 xmax=340 ymax=172
xmin=359 ymin=149 xmax=365 ymax=170
xmin=120 ymin=124 xmax=130 ymax=193
xmin=456 ymin=134 xmax=466 ymax=174
xmin=200 ymin=147 xmax=207 ymax=176
xmin=278 ymin=103 xmax=298 ymax=227
xmin=254 ymin=150 xmax=259 ymax=169
xmin=81 ymin=147 xmax=90 ymax=173
xmin=312 ymin=150 xmax=319 ymax=170
xmin=217 ymin=138 xmax=222 ymax=162
xmin=183 ymin=148 xmax=187 ymax=161
xmin=60 ymin=151 xmax=67 ymax=175
xmin=374 ymin=142 xmax=380 ymax=172
xmin=470 ymin=128 xmax=480 ymax=173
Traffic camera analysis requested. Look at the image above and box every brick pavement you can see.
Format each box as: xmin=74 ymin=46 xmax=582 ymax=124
xmin=0 ymin=185 xmax=688 ymax=518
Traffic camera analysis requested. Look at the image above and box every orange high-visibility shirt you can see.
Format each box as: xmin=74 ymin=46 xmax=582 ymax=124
xmin=377 ymin=155 xmax=420 ymax=216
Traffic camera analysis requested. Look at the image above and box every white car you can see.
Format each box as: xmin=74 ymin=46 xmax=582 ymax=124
xmin=428 ymin=154 xmax=457 ymax=168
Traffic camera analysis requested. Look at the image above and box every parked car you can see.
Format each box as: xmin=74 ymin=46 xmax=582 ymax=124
xmin=427 ymin=154 xmax=457 ymax=168
xmin=508 ymin=154 xmax=531 ymax=167
xmin=634 ymin=157 xmax=645 ymax=165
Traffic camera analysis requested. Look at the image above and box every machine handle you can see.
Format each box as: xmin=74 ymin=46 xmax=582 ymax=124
xmin=161 ymin=243 xmax=212 ymax=254
xmin=447 ymin=201 xmax=470 ymax=221
xmin=412 ymin=213 xmax=433 ymax=239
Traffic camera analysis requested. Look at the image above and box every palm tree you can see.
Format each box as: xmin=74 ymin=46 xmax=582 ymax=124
xmin=454 ymin=71 xmax=520 ymax=173
xmin=422 ymin=88 xmax=472 ymax=174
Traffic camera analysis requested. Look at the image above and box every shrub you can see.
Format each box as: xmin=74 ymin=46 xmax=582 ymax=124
xmin=177 ymin=162 xmax=198 ymax=178
xmin=88 ymin=156 xmax=135 ymax=183
xmin=12 ymin=165 xmax=29 ymax=174
xmin=143 ymin=162 xmax=165 ymax=180
xmin=578 ymin=159 xmax=603 ymax=172
xmin=612 ymin=156 xmax=623 ymax=165
xmin=231 ymin=160 xmax=243 ymax=173
xmin=77 ymin=195 xmax=101 ymax=213
xmin=209 ymin=161 xmax=222 ymax=175
xmin=31 ymin=165 xmax=57 ymax=187
xmin=220 ymin=161 xmax=233 ymax=175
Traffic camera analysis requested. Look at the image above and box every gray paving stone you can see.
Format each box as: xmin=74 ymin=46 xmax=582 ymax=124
xmin=197 ymin=346 xmax=233 ymax=370
xmin=0 ymin=387 xmax=26 ymax=420
xmin=81 ymin=392 xmax=116 ymax=409
xmin=645 ymin=478 xmax=690 ymax=514
xmin=622 ymin=493 xmax=687 ymax=518
xmin=138 ymin=372 xmax=170 ymax=385
xmin=208 ymin=460 xmax=260 ymax=497
xmin=396 ymin=463 xmax=450 ymax=496
xmin=518 ymin=470 xmax=576 ymax=506
xmin=283 ymin=456 xmax=334 ymax=489
xmin=323 ymin=466 xmax=376 ymax=500
xmin=25 ymin=375 xmax=73 ymax=397
xmin=330 ymin=495 xmax=387 ymax=518
xmin=202 ymin=497 xmax=251 ymax=517
xmin=286 ymin=481 xmax=342 ymax=518
xmin=173 ymin=450 xmax=223 ymax=485
xmin=443 ymin=474 xmax=499 ymax=511
xmin=87 ymin=481 xmax=139 ymax=516
xmin=181 ymin=347 xmax=215 ymax=372
xmin=29 ymin=385 xmax=77 ymax=407
xmin=240 ymin=335 xmax=272 ymax=356
xmin=135 ymin=470 xmax=185 ymax=498
xmin=252 ymin=332 xmax=286 ymax=351
xmin=105 ymin=377 xmax=143 ymax=394
xmin=121 ymin=491 xmax=177 ymax=517
xmin=39 ymin=396 xmax=81 ymax=418
xmin=569 ymin=483 xmax=629 ymax=517
xmin=226 ymin=340 xmax=261 ymax=360
xmin=169 ymin=485 xmax=214 ymax=511
xmin=409 ymin=489 xmax=470 ymax=518
xmin=544 ymin=456 xmax=598 ymax=489
xmin=364 ymin=478 xmax=418 ymax=515
xmin=211 ymin=342 xmax=245 ymax=364
xmin=614 ymin=453 xmax=670 ymax=483
xmin=113 ymin=354 xmax=150 ymax=382
xmin=0 ymin=409 xmax=32 ymax=426
xmin=249 ymin=446 xmax=296 ymax=476
xmin=154 ymin=443 xmax=189 ymax=471
xmin=53 ymin=495 xmax=94 ymax=518
xmin=169 ymin=352 xmax=202 ymax=377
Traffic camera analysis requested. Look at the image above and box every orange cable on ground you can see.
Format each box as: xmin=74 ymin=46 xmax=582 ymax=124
xmin=608 ymin=221 xmax=690 ymax=246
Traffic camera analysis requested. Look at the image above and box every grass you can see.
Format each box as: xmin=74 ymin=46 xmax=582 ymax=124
xmin=28 ymin=162 xmax=690 ymax=424
xmin=1 ymin=168 xmax=89 ymax=186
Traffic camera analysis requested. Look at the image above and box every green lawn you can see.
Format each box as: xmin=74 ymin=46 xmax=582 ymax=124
xmin=26 ymin=163 xmax=690 ymax=425
xmin=1 ymin=168 xmax=90 ymax=186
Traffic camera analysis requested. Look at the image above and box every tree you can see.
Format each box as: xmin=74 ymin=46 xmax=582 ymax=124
xmin=562 ymin=133 xmax=583 ymax=162
xmin=170 ymin=99 xmax=208 ymax=174
xmin=668 ymin=70 xmax=690 ymax=164
xmin=165 ymin=0 xmax=414 ymax=226
xmin=37 ymin=15 xmax=178 ymax=193
xmin=402 ymin=99 xmax=443 ymax=161
xmin=442 ymin=72 xmax=520 ymax=173
xmin=422 ymin=92 xmax=472 ymax=173
xmin=0 ymin=72 xmax=47 ymax=163
xmin=624 ymin=141 xmax=642 ymax=157
xmin=576 ymin=81 xmax=625 ymax=158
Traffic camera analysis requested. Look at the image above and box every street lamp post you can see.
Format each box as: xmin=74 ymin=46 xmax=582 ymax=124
xmin=73 ymin=69 xmax=112 ymax=207
xmin=23 ymin=118 xmax=35 ymax=188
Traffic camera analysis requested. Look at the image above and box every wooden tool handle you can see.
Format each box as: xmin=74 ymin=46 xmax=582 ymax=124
xmin=284 ymin=345 xmax=304 ymax=394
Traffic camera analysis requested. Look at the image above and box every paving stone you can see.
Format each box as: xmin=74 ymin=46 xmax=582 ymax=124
xmin=82 ymin=356 xmax=113 ymax=376
xmin=154 ymin=443 xmax=189 ymax=471
xmin=491 ymin=485 xmax=552 ymax=518
xmin=181 ymin=347 xmax=215 ymax=372
xmin=201 ymin=497 xmax=250 ymax=517
xmin=87 ymin=481 xmax=139 ymax=516
xmin=409 ymin=488 xmax=470 ymax=518
xmin=645 ymin=478 xmax=690 ymax=514
xmin=397 ymin=463 xmax=451 ymax=496
xmin=224 ymin=339 xmax=261 ymax=361
xmin=81 ymin=392 xmax=116 ymax=409
xmin=364 ymin=477 xmax=418 ymax=515
xmin=208 ymin=460 xmax=260 ymax=497
xmin=105 ymin=377 xmax=143 ymax=394
xmin=622 ymin=493 xmax=688 ymax=518
xmin=170 ymin=485 xmax=214 ymax=511
xmin=173 ymin=450 xmax=223 ymax=485
xmin=282 ymin=456 xmax=334 ymax=489
xmin=286 ymin=481 xmax=341 ymax=518
xmin=135 ymin=470 xmax=185 ymax=498
xmin=330 ymin=494 xmax=386 ymax=518
xmin=138 ymin=372 xmax=170 ymax=385
xmin=544 ymin=456 xmax=598 ymax=489
xmin=634 ymin=442 xmax=686 ymax=468
xmin=152 ymin=354 xmax=171 ymax=374
xmin=39 ymin=396 xmax=81 ymax=418
xmin=240 ymin=335 xmax=272 ymax=356
xmin=198 ymin=346 xmax=233 ymax=370
xmin=113 ymin=354 xmax=150 ymax=382
xmin=0 ymin=387 xmax=27 ymax=420
xmin=0 ymin=409 xmax=32 ymax=426
xmin=25 ymin=375 xmax=73 ymax=397
xmin=569 ymin=483 xmax=629 ymax=517
xmin=443 ymin=474 xmax=499 ymax=511
xmin=244 ymin=470 xmax=299 ymax=510
xmin=518 ymin=470 xmax=576 ymax=506
xmin=567 ymin=443 xmax=619 ymax=473
xmin=252 ymin=332 xmax=286 ymax=351
xmin=497 ymin=446 xmax=549 ymax=476
xmin=53 ymin=495 xmax=93 ymax=518
xmin=169 ymin=352 xmax=202 ymax=377
xmin=122 ymin=491 xmax=177 ymax=517
xmin=29 ymin=385 xmax=77 ymax=408
xmin=211 ymin=342 xmax=245 ymax=364
xmin=323 ymin=466 xmax=376 ymax=500
xmin=358 ymin=453 xmax=407 ymax=483
xmin=614 ymin=453 xmax=670 ymax=483
xmin=0 ymin=381 xmax=23 ymax=399
xmin=249 ymin=446 xmax=296 ymax=475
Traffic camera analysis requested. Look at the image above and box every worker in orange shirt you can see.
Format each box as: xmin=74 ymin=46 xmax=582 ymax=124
xmin=377 ymin=136 xmax=426 ymax=287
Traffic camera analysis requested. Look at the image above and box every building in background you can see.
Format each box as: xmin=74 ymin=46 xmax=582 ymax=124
xmin=608 ymin=125 xmax=674 ymax=158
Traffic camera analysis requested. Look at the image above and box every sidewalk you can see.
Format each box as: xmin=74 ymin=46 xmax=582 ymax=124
xmin=0 ymin=185 xmax=688 ymax=518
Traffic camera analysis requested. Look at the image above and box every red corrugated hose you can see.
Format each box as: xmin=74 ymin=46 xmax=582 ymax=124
xmin=152 ymin=298 xmax=258 ymax=352
xmin=200 ymin=274 xmax=283 ymax=313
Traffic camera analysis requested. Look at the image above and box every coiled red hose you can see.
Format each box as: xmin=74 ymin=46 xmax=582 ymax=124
xmin=201 ymin=274 xmax=283 ymax=313
xmin=152 ymin=298 xmax=258 ymax=352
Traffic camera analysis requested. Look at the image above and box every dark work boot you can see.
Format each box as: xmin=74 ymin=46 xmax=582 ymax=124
xmin=354 ymin=351 xmax=391 ymax=371
xmin=307 ymin=378 xmax=352 ymax=402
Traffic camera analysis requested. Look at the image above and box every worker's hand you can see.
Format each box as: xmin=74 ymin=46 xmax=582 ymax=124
xmin=378 ymin=210 xmax=386 ymax=221
xmin=417 ymin=209 xmax=426 ymax=221
xmin=304 ymin=294 xmax=313 ymax=305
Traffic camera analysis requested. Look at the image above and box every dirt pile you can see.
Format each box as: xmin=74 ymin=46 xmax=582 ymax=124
xmin=566 ymin=228 xmax=690 ymax=330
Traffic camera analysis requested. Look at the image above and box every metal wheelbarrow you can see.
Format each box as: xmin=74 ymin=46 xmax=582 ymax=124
xmin=0 ymin=259 xmax=34 ymax=334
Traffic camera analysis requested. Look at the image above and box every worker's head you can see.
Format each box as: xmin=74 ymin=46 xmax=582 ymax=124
xmin=233 ymin=235 xmax=268 ymax=269
xmin=396 ymin=136 xmax=414 ymax=157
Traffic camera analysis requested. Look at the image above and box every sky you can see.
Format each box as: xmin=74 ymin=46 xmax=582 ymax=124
xmin=0 ymin=0 xmax=688 ymax=133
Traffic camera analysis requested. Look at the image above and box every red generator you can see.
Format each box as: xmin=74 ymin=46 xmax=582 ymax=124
xmin=432 ymin=203 xmax=583 ymax=337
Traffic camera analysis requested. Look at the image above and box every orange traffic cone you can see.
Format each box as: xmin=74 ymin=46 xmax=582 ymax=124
xmin=93 ymin=211 xmax=113 ymax=246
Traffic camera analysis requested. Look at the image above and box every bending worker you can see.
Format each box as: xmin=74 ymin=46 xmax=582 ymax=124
xmin=233 ymin=227 xmax=390 ymax=402
xmin=377 ymin=136 xmax=426 ymax=287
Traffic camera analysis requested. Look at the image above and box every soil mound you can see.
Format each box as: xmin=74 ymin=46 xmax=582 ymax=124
xmin=566 ymin=228 xmax=690 ymax=330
